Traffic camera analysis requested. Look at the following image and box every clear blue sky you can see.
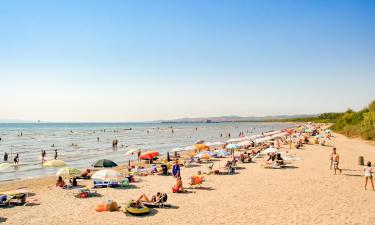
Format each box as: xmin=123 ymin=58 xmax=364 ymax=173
xmin=0 ymin=0 xmax=374 ymax=122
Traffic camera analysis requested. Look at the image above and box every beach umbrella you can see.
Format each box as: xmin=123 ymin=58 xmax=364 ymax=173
xmin=93 ymin=159 xmax=118 ymax=168
xmin=195 ymin=151 xmax=216 ymax=159
xmin=56 ymin=167 xmax=81 ymax=177
xmin=139 ymin=150 xmax=159 ymax=160
xmin=226 ymin=143 xmax=240 ymax=149
xmin=43 ymin=159 xmax=67 ymax=167
xmin=305 ymin=129 xmax=312 ymax=133
xmin=125 ymin=148 xmax=140 ymax=156
xmin=263 ymin=147 xmax=280 ymax=154
xmin=171 ymin=147 xmax=185 ymax=153
xmin=91 ymin=169 xmax=123 ymax=182
xmin=238 ymin=140 xmax=252 ymax=147
xmin=194 ymin=144 xmax=209 ymax=151
xmin=215 ymin=149 xmax=230 ymax=157
xmin=0 ymin=163 xmax=11 ymax=172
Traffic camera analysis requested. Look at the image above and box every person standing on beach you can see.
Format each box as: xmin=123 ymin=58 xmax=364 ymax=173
xmin=14 ymin=153 xmax=19 ymax=165
xmin=364 ymin=161 xmax=374 ymax=191
xmin=3 ymin=152 xmax=8 ymax=162
xmin=331 ymin=148 xmax=342 ymax=175
xmin=41 ymin=150 xmax=45 ymax=162
xmin=54 ymin=149 xmax=58 ymax=160
xmin=172 ymin=160 xmax=181 ymax=178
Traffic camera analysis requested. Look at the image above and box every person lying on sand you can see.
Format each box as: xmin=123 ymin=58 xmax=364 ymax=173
xmin=56 ymin=176 xmax=66 ymax=188
xmin=136 ymin=192 xmax=162 ymax=203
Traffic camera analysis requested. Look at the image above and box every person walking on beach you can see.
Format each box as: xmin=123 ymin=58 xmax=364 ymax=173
xmin=331 ymin=148 xmax=341 ymax=175
xmin=14 ymin=153 xmax=19 ymax=165
xmin=364 ymin=161 xmax=374 ymax=191
xmin=3 ymin=152 xmax=8 ymax=162
xmin=54 ymin=149 xmax=58 ymax=160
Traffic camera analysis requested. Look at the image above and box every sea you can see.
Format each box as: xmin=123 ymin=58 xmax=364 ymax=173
xmin=0 ymin=122 xmax=290 ymax=182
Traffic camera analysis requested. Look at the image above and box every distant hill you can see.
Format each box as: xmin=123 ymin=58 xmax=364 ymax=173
xmin=0 ymin=119 xmax=36 ymax=123
xmin=158 ymin=114 xmax=318 ymax=123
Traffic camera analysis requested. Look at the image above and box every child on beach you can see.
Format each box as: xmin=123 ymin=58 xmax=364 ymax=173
xmin=364 ymin=161 xmax=374 ymax=191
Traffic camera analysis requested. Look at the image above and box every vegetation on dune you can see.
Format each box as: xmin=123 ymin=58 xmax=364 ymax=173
xmin=278 ymin=100 xmax=375 ymax=141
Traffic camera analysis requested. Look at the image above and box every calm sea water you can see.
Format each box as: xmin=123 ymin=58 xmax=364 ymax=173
xmin=0 ymin=122 xmax=289 ymax=182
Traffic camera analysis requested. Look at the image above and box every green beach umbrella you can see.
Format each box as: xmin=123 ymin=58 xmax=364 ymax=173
xmin=92 ymin=159 xmax=118 ymax=168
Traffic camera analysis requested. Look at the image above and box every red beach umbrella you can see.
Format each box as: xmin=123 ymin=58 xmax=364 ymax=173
xmin=139 ymin=150 xmax=159 ymax=160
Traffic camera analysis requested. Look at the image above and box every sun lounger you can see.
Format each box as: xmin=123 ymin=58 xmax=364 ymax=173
xmin=92 ymin=180 xmax=119 ymax=188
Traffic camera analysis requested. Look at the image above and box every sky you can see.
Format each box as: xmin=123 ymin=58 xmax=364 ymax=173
xmin=0 ymin=0 xmax=374 ymax=122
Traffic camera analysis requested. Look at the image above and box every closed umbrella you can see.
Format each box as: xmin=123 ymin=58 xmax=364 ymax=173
xmin=56 ymin=167 xmax=81 ymax=177
xmin=91 ymin=169 xmax=123 ymax=182
xmin=43 ymin=160 xmax=67 ymax=167
xmin=93 ymin=159 xmax=118 ymax=168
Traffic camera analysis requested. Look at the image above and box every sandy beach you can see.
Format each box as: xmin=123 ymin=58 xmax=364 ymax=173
xmin=1 ymin=132 xmax=375 ymax=225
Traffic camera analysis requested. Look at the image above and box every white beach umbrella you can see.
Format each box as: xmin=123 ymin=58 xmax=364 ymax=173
xmin=238 ymin=140 xmax=252 ymax=147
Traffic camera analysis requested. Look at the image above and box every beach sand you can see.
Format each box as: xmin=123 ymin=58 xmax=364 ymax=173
xmin=1 ymin=133 xmax=375 ymax=225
